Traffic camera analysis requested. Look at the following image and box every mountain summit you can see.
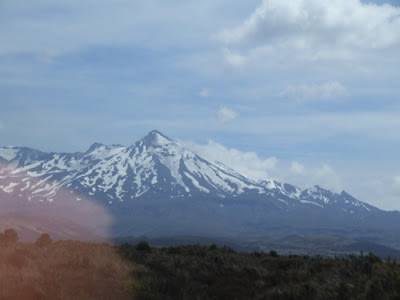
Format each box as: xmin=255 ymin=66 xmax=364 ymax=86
xmin=142 ymin=130 xmax=174 ymax=147
xmin=0 ymin=130 xmax=399 ymax=247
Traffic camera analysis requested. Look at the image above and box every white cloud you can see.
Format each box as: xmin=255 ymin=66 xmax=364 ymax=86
xmin=184 ymin=140 xmax=277 ymax=180
xmin=393 ymin=176 xmax=400 ymax=195
xmin=290 ymin=161 xmax=305 ymax=175
xmin=184 ymin=139 xmax=342 ymax=192
xmin=217 ymin=107 xmax=238 ymax=123
xmin=280 ymin=81 xmax=347 ymax=102
xmin=199 ymin=88 xmax=212 ymax=98
xmin=222 ymin=48 xmax=248 ymax=66
xmin=218 ymin=0 xmax=400 ymax=61
xmin=371 ymin=179 xmax=384 ymax=194
xmin=281 ymin=161 xmax=343 ymax=192
xmin=312 ymin=163 xmax=343 ymax=192
xmin=186 ymin=141 xmax=343 ymax=193
xmin=314 ymin=163 xmax=335 ymax=178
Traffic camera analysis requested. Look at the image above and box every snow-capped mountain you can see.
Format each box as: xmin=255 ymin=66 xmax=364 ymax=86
xmin=0 ymin=130 xmax=374 ymax=211
xmin=0 ymin=130 xmax=399 ymax=246
xmin=0 ymin=131 xmax=263 ymax=203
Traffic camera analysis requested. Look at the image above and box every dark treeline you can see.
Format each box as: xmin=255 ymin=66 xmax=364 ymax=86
xmin=119 ymin=241 xmax=400 ymax=300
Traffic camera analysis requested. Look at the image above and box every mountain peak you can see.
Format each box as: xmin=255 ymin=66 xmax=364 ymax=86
xmin=142 ymin=130 xmax=174 ymax=147
xmin=86 ymin=142 xmax=105 ymax=153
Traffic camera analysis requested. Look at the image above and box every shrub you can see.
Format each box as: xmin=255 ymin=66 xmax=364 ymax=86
xmin=136 ymin=241 xmax=152 ymax=253
xmin=269 ymin=250 xmax=279 ymax=257
xmin=209 ymin=243 xmax=217 ymax=250
xmin=121 ymin=279 xmax=151 ymax=293
xmin=35 ymin=233 xmax=52 ymax=248
xmin=2 ymin=228 xmax=19 ymax=244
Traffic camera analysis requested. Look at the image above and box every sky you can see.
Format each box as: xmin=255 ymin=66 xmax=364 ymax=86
xmin=1 ymin=0 xmax=400 ymax=210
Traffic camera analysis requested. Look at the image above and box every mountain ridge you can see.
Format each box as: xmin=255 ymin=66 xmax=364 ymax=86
xmin=1 ymin=130 xmax=399 ymax=249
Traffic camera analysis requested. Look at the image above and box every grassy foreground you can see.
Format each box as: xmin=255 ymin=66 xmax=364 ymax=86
xmin=0 ymin=239 xmax=134 ymax=300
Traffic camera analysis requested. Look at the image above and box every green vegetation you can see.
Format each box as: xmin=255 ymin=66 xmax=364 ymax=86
xmin=2 ymin=228 xmax=400 ymax=299
xmin=119 ymin=242 xmax=400 ymax=300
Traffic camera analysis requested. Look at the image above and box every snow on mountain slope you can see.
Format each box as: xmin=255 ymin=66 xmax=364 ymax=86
xmin=0 ymin=148 xmax=19 ymax=161
xmin=0 ymin=131 xmax=261 ymax=202
xmin=0 ymin=130 xmax=377 ymax=215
